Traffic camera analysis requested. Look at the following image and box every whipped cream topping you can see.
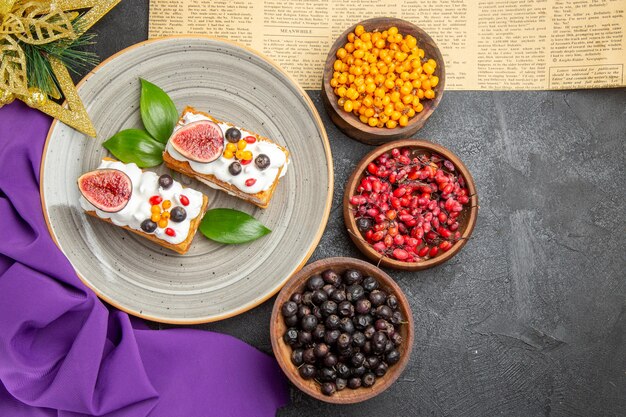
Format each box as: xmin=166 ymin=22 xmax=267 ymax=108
xmin=165 ymin=111 xmax=289 ymax=195
xmin=79 ymin=160 xmax=204 ymax=245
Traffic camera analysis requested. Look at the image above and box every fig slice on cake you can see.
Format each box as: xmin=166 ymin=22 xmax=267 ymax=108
xmin=78 ymin=169 xmax=132 ymax=213
xmin=170 ymin=120 xmax=224 ymax=163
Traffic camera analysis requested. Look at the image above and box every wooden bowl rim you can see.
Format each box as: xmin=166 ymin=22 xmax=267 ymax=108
xmin=322 ymin=17 xmax=445 ymax=139
xmin=343 ymin=139 xmax=478 ymax=271
xmin=270 ymin=257 xmax=415 ymax=404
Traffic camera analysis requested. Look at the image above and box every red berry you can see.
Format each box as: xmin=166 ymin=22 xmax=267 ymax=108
xmin=149 ymin=195 xmax=162 ymax=205
xmin=384 ymin=234 xmax=393 ymax=247
xmin=373 ymin=242 xmax=386 ymax=252
xmin=439 ymin=241 xmax=452 ymax=252
xmin=418 ymin=246 xmax=430 ymax=257
xmin=179 ymin=195 xmax=189 ymax=206
xmin=429 ymin=246 xmax=439 ymax=257
xmin=165 ymin=228 xmax=176 ymax=237
xmin=244 ymin=135 xmax=256 ymax=144
xmin=241 ymin=158 xmax=252 ymax=165
xmin=245 ymin=178 xmax=257 ymax=187
xmin=393 ymin=248 xmax=409 ymax=260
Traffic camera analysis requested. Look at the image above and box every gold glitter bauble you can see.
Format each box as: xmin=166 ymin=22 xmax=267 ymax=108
xmin=24 ymin=87 xmax=48 ymax=108
xmin=0 ymin=90 xmax=15 ymax=107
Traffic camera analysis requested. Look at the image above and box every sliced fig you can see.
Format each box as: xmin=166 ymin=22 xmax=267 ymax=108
xmin=78 ymin=169 xmax=132 ymax=213
xmin=170 ymin=120 xmax=224 ymax=163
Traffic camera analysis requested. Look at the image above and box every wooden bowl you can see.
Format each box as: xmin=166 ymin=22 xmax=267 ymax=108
xmin=343 ymin=139 xmax=478 ymax=270
xmin=270 ymin=257 xmax=414 ymax=404
xmin=322 ymin=17 xmax=445 ymax=145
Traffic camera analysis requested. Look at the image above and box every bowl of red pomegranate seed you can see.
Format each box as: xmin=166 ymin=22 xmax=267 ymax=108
xmin=343 ymin=139 xmax=477 ymax=270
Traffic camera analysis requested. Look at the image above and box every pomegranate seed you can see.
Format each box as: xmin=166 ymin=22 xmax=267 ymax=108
xmin=245 ymin=178 xmax=257 ymax=187
xmin=244 ymin=135 xmax=256 ymax=144
xmin=149 ymin=195 xmax=162 ymax=205
xmin=179 ymin=195 xmax=189 ymax=206
xmin=165 ymin=228 xmax=176 ymax=237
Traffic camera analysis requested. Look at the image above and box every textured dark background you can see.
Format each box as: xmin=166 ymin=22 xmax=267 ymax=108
xmin=82 ymin=1 xmax=626 ymax=416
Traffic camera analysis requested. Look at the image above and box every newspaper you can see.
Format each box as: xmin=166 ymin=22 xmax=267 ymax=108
xmin=149 ymin=0 xmax=626 ymax=90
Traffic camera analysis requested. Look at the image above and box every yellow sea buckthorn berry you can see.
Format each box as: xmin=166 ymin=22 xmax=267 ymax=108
xmin=223 ymin=150 xmax=234 ymax=159
xmin=334 ymin=60 xmax=343 ymax=71
xmin=348 ymin=74 xmax=356 ymax=83
xmin=243 ymin=150 xmax=253 ymax=160
xmin=226 ymin=142 xmax=237 ymax=152
xmin=416 ymin=88 xmax=425 ymax=99
xmin=384 ymin=78 xmax=395 ymax=89
xmin=355 ymin=25 xmax=365 ymax=36
xmin=373 ymin=96 xmax=383 ymax=108
xmin=382 ymin=95 xmax=391 ymax=106
xmin=365 ymin=82 xmax=376 ymax=94
xmin=374 ymin=74 xmax=385 ymax=85
xmin=402 ymin=94 xmax=414 ymax=105
xmin=348 ymin=33 xmax=355 ymax=42
xmin=430 ymin=75 xmax=439 ymax=87
xmin=374 ymin=87 xmax=386 ymax=98
xmin=362 ymin=96 xmax=373 ymax=107
xmin=415 ymin=102 xmax=424 ymax=112
xmin=412 ymin=79 xmax=422 ymax=89
xmin=364 ymin=108 xmax=375 ymax=118
xmin=407 ymin=108 xmax=416 ymax=117
xmin=338 ymin=74 xmax=348 ymax=84
xmin=412 ymin=96 xmax=421 ymax=107
xmin=386 ymin=119 xmax=398 ymax=129
xmin=353 ymin=49 xmax=364 ymax=59
xmin=388 ymin=26 xmax=398 ymax=37
xmin=337 ymin=48 xmax=347 ymax=59
xmin=151 ymin=205 xmax=161 ymax=214
xmin=395 ymin=78 xmax=404 ymax=87
xmin=345 ymin=43 xmax=355 ymax=53
xmin=162 ymin=200 xmax=172 ymax=210
xmin=427 ymin=58 xmax=437 ymax=68
xmin=423 ymin=63 xmax=435 ymax=75
xmin=343 ymin=100 xmax=354 ymax=112
xmin=390 ymin=91 xmax=401 ymax=102
xmin=391 ymin=111 xmax=402 ymax=121
xmin=409 ymin=70 xmax=419 ymax=80
xmin=237 ymin=139 xmax=247 ymax=150
xmin=151 ymin=213 xmax=160 ymax=222
xmin=418 ymin=48 xmax=425 ymax=58
xmin=368 ymin=117 xmax=378 ymax=127
xmin=400 ymin=84 xmax=412 ymax=96
xmin=375 ymin=39 xmax=386 ymax=49
xmin=394 ymin=101 xmax=405 ymax=112
xmin=235 ymin=150 xmax=245 ymax=159
xmin=353 ymin=100 xmax=361 ymax=111
xmin=354 ymin=38 xmax=363 ymax=49
xmin=158 ymin=219 xmax=168 ymax=228
xmin=399 ymin=115 xmax=409 ymax=127
xmin=337 ymin=86 xmax=347 ymax=97
xmin=359 ymin=114 xmax=369 ymax=124
xmin=400 ymin=71 xmax=410 ymax=81
xmin=360 ymin=32 xmax=371 ymax=42
xmin=422 ymin=79 xmax=432 ymax=90
xmin=425 ymin=89 xmax=436 ymax=99
xmin=162 ymin=211 xmax=171 ymax=220
xmin=338 ymin=97 xmax=346 ymax=107
xmin=330 ymin=78 xmax=338 ymax=88
xmin=384 ymin=103 xmax=394 ymax=116
xmin=382 ymin=30 xmax=388 ymax=39
xmin=357 ymin=83 xmax=366 ymax=94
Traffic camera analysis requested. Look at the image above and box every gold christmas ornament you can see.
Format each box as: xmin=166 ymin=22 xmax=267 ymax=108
xmin=24 ymin=86 xmax=46 ymax=107
xmin=0 ymin=0 xmax=121 ymax=136
xmin=0 ymin=87 xmax=14 ymax=104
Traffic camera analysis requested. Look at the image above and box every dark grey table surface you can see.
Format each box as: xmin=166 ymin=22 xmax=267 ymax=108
xmin=82 ymin=2 xmax=626 ymax=416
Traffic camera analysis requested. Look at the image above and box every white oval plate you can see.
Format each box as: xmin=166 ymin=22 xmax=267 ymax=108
xmin=41 ymin=36 xmax=333 ymax=324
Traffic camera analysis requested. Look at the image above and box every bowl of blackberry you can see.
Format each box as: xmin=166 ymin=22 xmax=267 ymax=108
xmin=270 ymin=257 xmax=414 ymax=403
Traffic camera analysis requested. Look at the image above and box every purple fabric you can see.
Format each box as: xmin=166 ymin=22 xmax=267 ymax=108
xmin=0 ymin=101 xmax=289 ymax=416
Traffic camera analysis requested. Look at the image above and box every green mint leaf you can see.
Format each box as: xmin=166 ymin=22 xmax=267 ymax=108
xmin=139 ymin=78 xmax=178 ymax=143
xmin=103 ymin=129 xmax=164 ymax=168
xmin=199 ymin=208 xmax=271 ymax=244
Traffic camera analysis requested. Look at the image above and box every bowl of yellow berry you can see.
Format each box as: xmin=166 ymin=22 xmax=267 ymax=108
xmin=322 ymin=17 xmax=444 ymax=145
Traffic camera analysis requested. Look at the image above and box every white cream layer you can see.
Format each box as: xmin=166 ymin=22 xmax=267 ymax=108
xmin=79 ymin=160 xmax=204 ymax=245
xmin=165 ymin=111 xmax=289 ymax=195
